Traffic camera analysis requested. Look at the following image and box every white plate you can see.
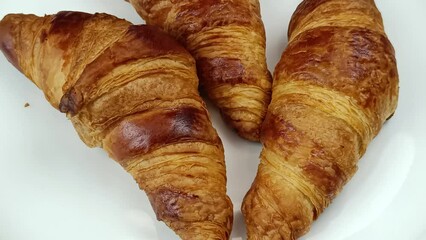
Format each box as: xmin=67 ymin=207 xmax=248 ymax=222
xmin=1 ymin=1 xmax=425 ymax=239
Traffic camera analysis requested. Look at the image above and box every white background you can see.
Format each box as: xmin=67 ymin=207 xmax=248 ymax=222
xmin=1 ymin=0 xmax=425 ymax=239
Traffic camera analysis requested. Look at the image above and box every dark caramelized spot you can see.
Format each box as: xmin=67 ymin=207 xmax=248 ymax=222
xmin=148 ymin=188 xmax=199 ymax=220
xmin=39 ymin=29 xmax=48 ymax=43
xmin=59 ymin=24 xmax=190 ymax=115
xmin=58 ymin=88 xmax=83 ymax=115
xmin=49 ymin=11 xmax=92 ymax=51
xmin=301 ymin=159 xmax=345 ymax=198
xmin=0 ymin=16 xmax=21 ymax=71
xmin=197 ymin=57 xmax=249 ymax=88
xmin=261 ymin=112 xmax=302 ymax=149
xmin=107 ymin=107 xmax=219 ymax=163
xmin=126 ymin=25 xmax=189 ymax=54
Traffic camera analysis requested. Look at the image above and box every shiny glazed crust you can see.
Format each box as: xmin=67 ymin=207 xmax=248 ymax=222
xmin=0 ymin=11 xmax=233 ymax=240
xmin=242 ymin=0 xmax=399 ymax=239
xmin=128 ymin=0 xmax=272 ymax=141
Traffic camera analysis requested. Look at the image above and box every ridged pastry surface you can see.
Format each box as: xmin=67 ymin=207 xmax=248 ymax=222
xmin=242 ymin=0 xmax=399 ymax=239
xmin=128 ymin=0 xmax=272 ymax=141
xmin=0 ymin=11 xmax=233 ymax=240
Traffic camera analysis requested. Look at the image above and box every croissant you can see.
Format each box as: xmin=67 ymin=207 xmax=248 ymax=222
xmin=242 ymin=0 xmax=399 ymax=239
xmin=126 ymin=0 xmax=272 ymax=141
xmin=0 ymin=11 xmax=233 ymax=239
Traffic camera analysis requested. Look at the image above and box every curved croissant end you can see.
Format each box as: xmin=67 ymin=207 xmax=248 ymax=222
xmin=128 ymin=0 xmax=272 ymax=141
xmin=242 ymin=0 xmax=399 ymax=238
xmin=0 ymin=11 xmax=233 ymax=239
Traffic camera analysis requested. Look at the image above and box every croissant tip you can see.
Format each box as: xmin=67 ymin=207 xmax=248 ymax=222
xmin=220 ymin=112 xmax=261 ymax=141
xmin=386 ymin=111 xmax=395 ymax=120
xmin=237 ymin=130 xmax=260 ymax=142
xmin=233 ymin=124 xmax=261 ymax=142
xmin=0 ymin=15 xmax=21 ymax=72
xmin=59 ymin=89 xmax=82 ymax=115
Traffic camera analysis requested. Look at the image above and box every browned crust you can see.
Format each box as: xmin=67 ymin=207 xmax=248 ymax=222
xmin=288 ymin=0 xmax=332 ymax=36
xmin=148 ymin=188 xmax=200 ymax=221
xmin=243 ymin=0 xmax=399 ymax=238
xmin=128 ymin=0 xmax=272 ymax=141
xmin=171 ymin=0 xmax=255 ymax=40
xmin=48 ymin=11 xmax=92 ymax=51
xmin=0 ymin=11 xmax=233 ymax=240
xmin=133 ymin=0 xmax=258 ymax=40
xmin=105 ymin=106 xmax=220 ymax=163
xmin=0 ymin=17 xmax=21 ymax=71
xmin=275 ymin=26 xmax=397 ymax=118
xmin=59 ymin=24 xmax=190 ymax=115
xmin=261 ymin=109 xmax=353 ymax=200
xmin=196 ymin=57 xmax=253 ymax=88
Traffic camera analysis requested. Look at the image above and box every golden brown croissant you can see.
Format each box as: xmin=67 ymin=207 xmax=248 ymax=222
xmin=126 ymin=0 xmax=272 ymax=141
xmin=242 ymin=0 xmax=399 ymax=239
xmin=0 ymin=11 xmax=233 ymax=239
